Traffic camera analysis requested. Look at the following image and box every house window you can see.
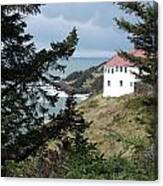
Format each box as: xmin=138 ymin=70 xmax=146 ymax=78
xmin=125 ymin=67 xmax=127 ymax=73
xmin=120 ymin=67 xmax=123 ymax=72
xmin=108 ymin=68 xmax=110 ymax=73
xmin=130 ymin=82 xmax=133 ymax=87
xmin=111 ymin=68 xmax=114 ymax=73
xmin=116 ymin=66 xmax=118 ymax=72
xmin=108 ymin=80 xmax=111 ymax=86
xmin=120 ymin=80 xmax=123 ymax=87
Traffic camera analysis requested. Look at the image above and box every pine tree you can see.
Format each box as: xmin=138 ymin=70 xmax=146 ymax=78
xmin=1 ymin=5 xmax=78 ymax=163
xmin=56 ymin=95 xmax=90 ymax=151
xmin=115 ymin=2 xmax=158 ymax=178
xmin=115 ymin=1 xmax=158 ymax=86
xmin=55 ymin=95 xmax=101 ymax=178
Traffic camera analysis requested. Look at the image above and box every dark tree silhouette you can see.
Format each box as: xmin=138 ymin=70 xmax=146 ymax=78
xmin=1 ymin=4 xmax=78 ymax=163
xmin=115 ymin=1 xmax=158 ymax=86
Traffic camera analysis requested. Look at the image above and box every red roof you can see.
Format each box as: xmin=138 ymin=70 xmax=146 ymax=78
xmin=105 ymin=49 xmax=145 ymax=67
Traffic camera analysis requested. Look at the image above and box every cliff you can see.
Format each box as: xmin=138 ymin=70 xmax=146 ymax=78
xmin=64 ymin=61 xmax=106 ymax=94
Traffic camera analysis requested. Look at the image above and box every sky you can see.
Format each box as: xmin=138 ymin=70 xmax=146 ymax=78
xmin=26 ymin=2 xmax=134 ymax=58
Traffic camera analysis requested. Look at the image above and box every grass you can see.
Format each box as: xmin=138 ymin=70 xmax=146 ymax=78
xmin=76 ymin=93 xmax=154 ymax=159
xmin=4 ymin=93 xmax=156 ymax=180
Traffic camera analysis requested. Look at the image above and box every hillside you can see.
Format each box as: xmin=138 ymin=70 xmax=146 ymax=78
xmin=76 ymin=93 xmax=155 ymax=159
xmin=64 ymin=61 xmax=106 ymax=94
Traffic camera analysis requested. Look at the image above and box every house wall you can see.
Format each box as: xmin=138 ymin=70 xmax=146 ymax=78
xmin=103 ymin=66 xmax=139 ymax=97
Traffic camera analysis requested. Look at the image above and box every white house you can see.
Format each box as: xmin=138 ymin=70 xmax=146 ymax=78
xmin=103 ymin=50 xmax=144 ymax=97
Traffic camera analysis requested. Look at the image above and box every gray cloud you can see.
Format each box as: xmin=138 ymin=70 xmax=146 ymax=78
xmin=41 ymin=2 xmax=123 ymax=28
xmin=25 ymin=2 xmax=133 ymax=57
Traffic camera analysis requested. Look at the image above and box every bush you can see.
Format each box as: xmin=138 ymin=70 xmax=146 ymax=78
xmin=62 ymin=151 xmax=156 ymax=180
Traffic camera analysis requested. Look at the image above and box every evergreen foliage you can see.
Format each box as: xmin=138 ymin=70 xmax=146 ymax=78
xmin=65 ymin=63 xmax=104 ymax=94
xmin=115 ymin=2 xmax=158 ymax=176
xmin=115 ymin=1 xmax=158 ymax=86
xmin=65 ymin=71 xmax=83 ymax=81
xmin=1 ymin=4 xmax=78 ymax=164
xmin=3 ymin=95 xmax=156 ymax=180
xmin=1 ymin=3 xmax=157 ymax=180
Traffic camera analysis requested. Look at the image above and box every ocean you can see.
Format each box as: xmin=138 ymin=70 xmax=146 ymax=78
xmin=49 ymin=57 xmax=107 ymax=79
xmin=43 ymin=57 xmax=107 ymax=117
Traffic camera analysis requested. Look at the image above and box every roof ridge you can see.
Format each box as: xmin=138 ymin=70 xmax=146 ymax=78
xmin=104 ymin=49 xmax=145 ymax=67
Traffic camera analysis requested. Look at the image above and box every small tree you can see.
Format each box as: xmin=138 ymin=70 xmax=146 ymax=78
xmin=56 ymin=95 xmax=91 ymax=151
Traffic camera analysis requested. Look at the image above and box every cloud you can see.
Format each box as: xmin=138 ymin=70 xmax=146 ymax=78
xmin=41 ymin=2 xmax=123 ymax=28
xmin=25 ymin=3 xmax=133 ymax=58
